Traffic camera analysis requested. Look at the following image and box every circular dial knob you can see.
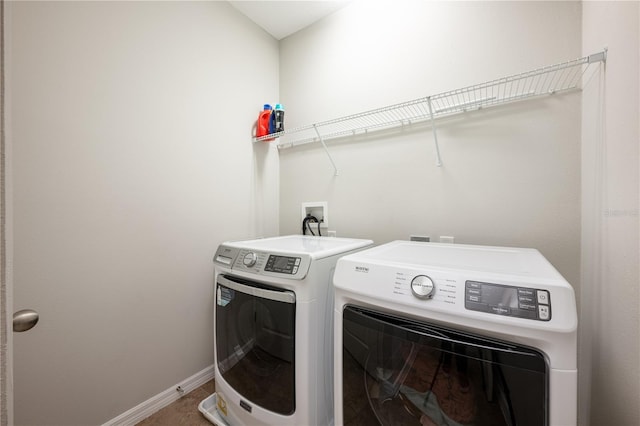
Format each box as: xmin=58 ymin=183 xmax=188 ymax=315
xmin=242 ymin=252 xmax=258 ymax=267
xmin=411 ymin=275 xmax=435 ymax=299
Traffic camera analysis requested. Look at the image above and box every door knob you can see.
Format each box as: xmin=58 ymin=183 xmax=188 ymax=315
xmin=13 ymin=309 xmax=39 ymax=332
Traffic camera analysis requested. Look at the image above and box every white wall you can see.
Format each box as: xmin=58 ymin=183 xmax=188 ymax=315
xmin=278 ymin=1 xmax=640 ymax=425
xmin=279 ymin=1 xmax=582 ymax=287
xmin=7 ymin=1 xmax=278 ymax=424
xmin=581 ymin=2 xmax=640 ymax=425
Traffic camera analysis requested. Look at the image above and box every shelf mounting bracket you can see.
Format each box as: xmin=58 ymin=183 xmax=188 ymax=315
xmin=426 ymin=96 xmax=443 ymax=167
xmin=588 ymin=48 xmax=607 ymax=64
xmin=313 ymin=124 xmax=339 ymax=176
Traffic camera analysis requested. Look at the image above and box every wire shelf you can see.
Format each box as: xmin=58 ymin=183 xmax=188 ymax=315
xmin=255 ymin=50 xmax=606 ymax=173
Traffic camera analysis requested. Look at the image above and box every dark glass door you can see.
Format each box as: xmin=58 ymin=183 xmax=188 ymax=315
xmin=342 ymin=306 xmax=548 ymax=426
xmin=216 ymin=274 xmax=296 ymax=415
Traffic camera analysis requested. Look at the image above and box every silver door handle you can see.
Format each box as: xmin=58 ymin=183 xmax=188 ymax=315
xmin=13 ymin=309 xmax=39 ymax=332
xmin=217 ymin=275 xmax=296 ymax=304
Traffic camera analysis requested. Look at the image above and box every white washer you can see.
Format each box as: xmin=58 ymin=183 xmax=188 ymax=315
xmin=333 ymin=241 xmax=577 ymax=426
xmin=200 ymin=235 xmax=373 ymax=426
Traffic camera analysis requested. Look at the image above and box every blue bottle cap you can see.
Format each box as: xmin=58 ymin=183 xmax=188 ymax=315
xmin=263 ymin=104 xmax=272 ymax=110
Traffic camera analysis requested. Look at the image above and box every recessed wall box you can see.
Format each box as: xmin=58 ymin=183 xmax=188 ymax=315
xmin=301 ymin=202 xmax=328 ymax=229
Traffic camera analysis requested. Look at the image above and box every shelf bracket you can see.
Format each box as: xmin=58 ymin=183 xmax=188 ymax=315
xmin=588 ymin=48 xmax=607 ymax=64
xmin=426 ymin=96 xmax=443 ymax=167
xmin=313 ymin=124 xmax=339 ymax=176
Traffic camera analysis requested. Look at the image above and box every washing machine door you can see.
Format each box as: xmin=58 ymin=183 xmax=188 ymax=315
xmin=342 ymin=306 xmax=548 ymax=426
xmin=216 ymin=274 xmax=296 ymax=415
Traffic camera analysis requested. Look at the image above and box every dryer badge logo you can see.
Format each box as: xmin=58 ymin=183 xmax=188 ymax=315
xmin=355 ymin=265 xmax=369 ymax=273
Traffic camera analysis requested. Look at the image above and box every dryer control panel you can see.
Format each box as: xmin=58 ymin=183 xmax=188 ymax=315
xmin=465 ymin=281 xmax=551 ymax=321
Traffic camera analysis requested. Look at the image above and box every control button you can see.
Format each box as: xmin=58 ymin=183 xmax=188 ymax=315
xmin=467 ymin=294 xmax=480 ymax=303
xmin=519 ymin=302 xmax=537 ymax=311
xmin=537 ymin=290 xmax=550 ymax=305
xmin=411 ymin=275 xmax=435 ymax=299
xmin=292 ymin=266 xmax=298 ymax=274
xmin=518 ymin=295 xmax=535 ymax=304
xmin=242 ymin=252 xmax=258 ymax=267
xmin=466 ymin=288 xmax=481 ymax=296
xmin=490 ymin=306 xmax=511 ymax=315
xmin=294 ymin=258 xmax=301 ymax=266
xmin=538 ymin=305 xmax=550 ymax=320
xmin=518 ymin=288 xmax=535 ymax=297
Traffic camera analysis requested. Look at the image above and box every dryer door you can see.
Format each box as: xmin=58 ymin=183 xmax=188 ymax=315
xmin=342 ymin=306 xmax=548 ymax=426
xmin=216 ymin=274 xmax=296 ymax=415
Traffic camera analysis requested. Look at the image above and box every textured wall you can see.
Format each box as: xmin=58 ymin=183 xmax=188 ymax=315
xmin=279 ymin=1 xmax=581 ymax=287
xmin=581 ymin=2 xmax=640 ymax=425
xmin=279 ymin=0 xmax=587 ymax=420
xmin=8 ymin=1 xmax=279 ymax=424
xmin=1 ymin=1 xmax=9 ymax=423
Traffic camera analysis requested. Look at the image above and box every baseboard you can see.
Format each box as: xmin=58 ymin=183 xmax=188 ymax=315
xmin=102 ymin=364 xmax=215 ymax=426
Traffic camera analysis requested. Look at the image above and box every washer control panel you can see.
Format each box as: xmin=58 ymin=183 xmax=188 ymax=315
xmin=213 ymin=245 xmax=311 ymax=280
xmin=465 ymin=281 xmax=551 ymax=321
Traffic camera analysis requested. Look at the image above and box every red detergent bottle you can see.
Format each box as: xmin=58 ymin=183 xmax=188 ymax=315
xmin=257 ymin=104 xmax=273 ymax=139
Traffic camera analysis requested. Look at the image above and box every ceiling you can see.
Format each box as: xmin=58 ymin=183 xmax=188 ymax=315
xmin=228 ymin=1 xmax=351 ymax=40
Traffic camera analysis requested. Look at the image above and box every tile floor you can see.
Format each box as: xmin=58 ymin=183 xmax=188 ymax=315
xmin=136 ymin=380 xmax=215 ymax=425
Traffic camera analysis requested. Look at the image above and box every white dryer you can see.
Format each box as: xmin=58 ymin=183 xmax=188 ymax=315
xmin=200 ymin=235 xmax=373 ymax=426
xmin=333 ymin=241 xmax=577 ymax=426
